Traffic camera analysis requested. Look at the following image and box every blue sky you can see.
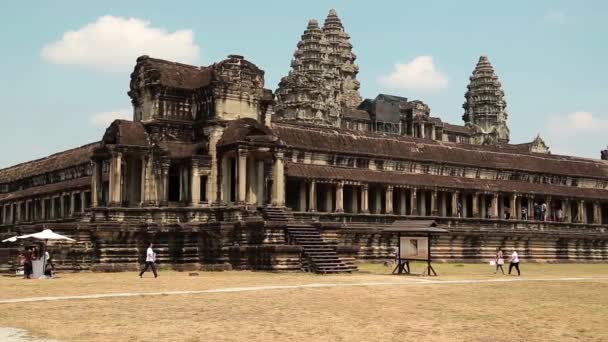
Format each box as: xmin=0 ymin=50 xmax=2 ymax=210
xmin=0 ymin=0 xmax=607 ymax=168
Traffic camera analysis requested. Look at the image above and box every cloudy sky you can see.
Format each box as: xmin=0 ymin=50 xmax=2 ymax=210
xmin=0 ymin=0 xmax=607 ymax=168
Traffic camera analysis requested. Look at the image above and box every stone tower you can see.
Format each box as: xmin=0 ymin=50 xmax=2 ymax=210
xmin=275 ymin=9 xmax=362 ymax=126
xmin=462 ymin=56 xmax=510 ymax=144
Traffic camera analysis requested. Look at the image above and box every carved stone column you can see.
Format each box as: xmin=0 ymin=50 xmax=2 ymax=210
xmin=49 ymin=198 xmax=55 ymax=220
xmin=237 ymin=149 xmax=247 ymax=204
xmin=256 ymin=161 xmax=265 ymax=206
xmin=411 ymin=188 xmax=419 ymax=216
xmin=80 ymin=192 xmax=86 ymax=213
xmin=308 ymin=180 xmax=316 ymax=212
xmin=546 ymin=196 xmax=552 ymax=221
xmin=451 ymin=191 xmax=459 ymax=217
xmin=564 ymin=199 xmax=571 ymax=223
xmin=420 ymin=123 xmax=425 ymax=139
xmin=299 ymin=181 xmax=307 ymax=212
xmin=419 ymin=190 xmax=427 ymax=216
xmin=361 ymin=184 xmax=369 ymax=213
xmin=431 ymin=190 xmax=438 ymax=216
xmin=160 ymin=160 xmax=170 ymax=206
xmin=400 ymin=189 xmax=407 ymax=216
xmin=91 ymin=159 xmax=102 ymax=207
xmin=491 ymin=193 xmax=499 ymax=218
xmin=109 ymin=152 xmax=123 ymax=207
xmin=593 ymin=201 xmax=601 ymax=224
xmin=189 ymin=159 xmax=201 ymax=206
xmin=336 ymin=182 xmax=344 ymax=213
xmin=385 ymin=185 xmax=393 ymax=214
xmin=472 ymin=192 xmax=479 ymax=218
xmin=510 ymin=194 xmax=517 ymax=220
xmin=2 ymin=205 xmax=7 ymax=224
xmin=271 ymin=151 xmax=285 ymax=206
xmin=70 ymin=192 xmax=76 ymax=216
xmin=579 ymin=200 xmax=585 ymax=223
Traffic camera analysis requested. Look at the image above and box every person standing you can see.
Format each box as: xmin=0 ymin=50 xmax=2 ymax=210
xmin=139 ymin=243 xmax=158 ymax=278
xmin=508 ymin=249 xmax=521 ymax=276
xmin=494 ymin=247 xmax=505 ymax=275
xmin=457 ymin=201 xmax=463 ymax=218
xmin=521 ymin=206 xmax=528 ymax=221
xmin=22 ymin=247 xmax=33 ymax=279
xmin=541 ymin=203 xmax=547 ymax=221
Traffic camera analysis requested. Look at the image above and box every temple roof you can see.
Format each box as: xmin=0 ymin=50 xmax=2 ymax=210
xmin=130 ymin=55 xmax=213 ymax=90
xmin=218 ymin=118 xmax=276 ymax=146
xmin=273 ymin=123 xmax=608 ymax=179
xmin=286 ymin=162 xmax=608 ymax=200
xmin=102 ymin=120 xmax=149 ymax=147
xmin=0 ymin=177 xmax=90 ymax=202
xmin=0 ymin=143 xmax=99 ymax=184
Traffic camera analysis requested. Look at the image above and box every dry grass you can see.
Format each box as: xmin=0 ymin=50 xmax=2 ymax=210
xmin=1 ymin=263 xmax=607 ymax=341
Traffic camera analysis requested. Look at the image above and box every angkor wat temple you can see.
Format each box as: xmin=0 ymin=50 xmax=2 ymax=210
xmin=1 ymin=9 xmax=607 ymax=273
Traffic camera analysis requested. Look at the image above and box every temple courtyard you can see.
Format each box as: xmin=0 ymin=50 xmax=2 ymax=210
xmin=0 ymin=263 xmax=606 ymax=341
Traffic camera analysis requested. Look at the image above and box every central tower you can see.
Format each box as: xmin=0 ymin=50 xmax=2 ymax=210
xmin=462 ymin=56 xmax=510 ymax=144
xmin=274 ymin=9 xmax=362 ymax=126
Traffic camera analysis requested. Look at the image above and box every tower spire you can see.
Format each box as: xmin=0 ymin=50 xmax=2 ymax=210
xmin=275 ymin=9 xmax=362 ymax=126
xmin=462 ymin=55 xmax=510 ymax=144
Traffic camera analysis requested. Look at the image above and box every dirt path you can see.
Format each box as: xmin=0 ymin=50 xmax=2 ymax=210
xmin=1 ymin=276 xmax=606 ymax=305
xmin=0 ymin=328 xmax=60 ymax=342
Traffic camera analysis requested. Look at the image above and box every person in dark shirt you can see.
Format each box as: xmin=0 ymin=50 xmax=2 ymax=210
xmin=23 ymin=247 xmax=33 ymax=279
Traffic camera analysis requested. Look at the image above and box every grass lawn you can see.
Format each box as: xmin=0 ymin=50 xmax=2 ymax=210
xmin=0 ymin=263 xmax=607 ymax=341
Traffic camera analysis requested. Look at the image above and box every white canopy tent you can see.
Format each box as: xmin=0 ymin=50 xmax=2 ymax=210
xmin=2 ymin=229 xmax=75 ymax=278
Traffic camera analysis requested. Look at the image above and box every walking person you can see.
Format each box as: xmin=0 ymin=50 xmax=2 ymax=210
xmin=508 ymin=249 xmax=521 ymax=276
xmin=494 ymin=247 xmax=505 ymax=275
xmin=139 ymin=243 xmax=158 ymax=278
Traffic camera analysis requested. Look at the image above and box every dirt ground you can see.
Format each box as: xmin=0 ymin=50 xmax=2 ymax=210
xmin=1 ymin=263 xmax=607 ymax=341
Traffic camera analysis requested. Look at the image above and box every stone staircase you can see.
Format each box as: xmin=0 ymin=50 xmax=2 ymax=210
xmin=262 ymin=205 xmax=295 ymax=221
xmin=286 ymin=222 xmax=357 ymax=274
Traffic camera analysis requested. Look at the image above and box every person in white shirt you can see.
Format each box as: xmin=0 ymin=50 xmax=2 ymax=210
xmin=139 ymin=243 xmax=158 ymax=278
xmin=508 ymin=249 xmax=521 ymax=276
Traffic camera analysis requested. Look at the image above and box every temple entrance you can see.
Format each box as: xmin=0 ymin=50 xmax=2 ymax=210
xmin=602 ymin=204 xmax=608 ymax=225
xmin=168 ymin=164 xmax=181 ymax=202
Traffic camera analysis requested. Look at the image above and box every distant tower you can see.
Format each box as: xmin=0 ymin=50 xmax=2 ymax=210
xmin=275 ymin=9 xmax=362 ymax=126
xmin=463 ymin=56 xmax=510 ymax=144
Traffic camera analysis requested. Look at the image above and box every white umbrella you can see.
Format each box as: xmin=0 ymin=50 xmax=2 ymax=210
xmin=3 ymin=229 xmax=75 ymax=278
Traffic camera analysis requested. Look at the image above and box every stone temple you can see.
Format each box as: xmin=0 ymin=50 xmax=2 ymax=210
xmin=1 ymin=9 xmax=607 ymax=273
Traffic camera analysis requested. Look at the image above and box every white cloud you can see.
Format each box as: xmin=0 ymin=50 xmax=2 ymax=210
xmin=542 ymin=111 xmax=608 ymax=158
xmin=90 ymin=108 xmax=132 ymax=127
xmin=42 ymin=16 xmax=200 ymax=72
xmin=378 ymin=56 xmax=448 ymax=91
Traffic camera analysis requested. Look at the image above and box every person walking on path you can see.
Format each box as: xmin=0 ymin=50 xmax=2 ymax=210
xmin=139 ymin=243 xmax=158 ymax=278
xmin=508 ymin=249 xmax=521 ymax=276
xmin=494 ymin=248 xmax=505 ymax=275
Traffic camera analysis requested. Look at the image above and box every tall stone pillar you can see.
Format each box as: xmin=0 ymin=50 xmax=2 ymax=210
xmin=480 ymin=194 xmax=487 ymax=219
xmin=336 ymin=182 xmax=344 ymax=213
xmin=491 ymin=193 xmax=499 ymax=218
xmin=246 ymin=156 xmax=256 ymax=204
xmin=24 ymin=201 xmax=30 ymax=222
xmin=546 ymin=196 xmax=552 ymax=221
xmin=593 ymin=202 xmax=601 ymax=224
xmin=70 ymin=193 xmax=76 ymax=216
xmin=140 ymin=156 xmax=147 ymax=206
xmin=579 ymin=200 xmax=585 ymax=223
xmin=298 ymin=181 xmax=307 ymax=212
xmin=59 ymin=195 xmax=65 ymax=218
xmin=431 ymin=190 xmax=438 ymax=216
xmin=400 ymin=189 xmax=407 ymax=216
xmin=420 ymin=123 xmax=425 ymax=139
xmin=430 ymin=126 xmax=436 ymax=140
xmin=109 ymin=152 xmax=123 ymax=206
xmin=308 ymin=180 xmax=316 ymax=212
xmin=385 ymin=185 xmax=393 ymax=214
xmin=462 ymin=193 xmax=468 ymax=218
xmin=472 ymin=193 xmax=479 ymax=218
xmin=451 ymin=191 xmax=459 ymax=217
xmin=509 ymin=194 xmax=516 ymax=219
xmin=161 ymin=160 xmax=170 ymax=206
xmin=361 ymin=184 xmax=369 ymax=213
xmin=351 ymin=186 xmax=359 ymax=213
xmin=271 ymin=151 xmax=285 ymax=206
xmin=411 ymin=188 xmax=419 ymax=216
xmin=80 ymin=192 xmax=86 ymax=212
xmin=256 ymin=161 xmax=265 ymax=206
xmin=91 ymin=160 xmax=102 ymax=207
xmin=325 ymin=185 xmax=334 ymax=212
xmin=237 ymin=149 xmax=247 ymax=204
xmin=2 ymin=205 xmax=7 ymax=224
xmin=49 ymin=198 xmax=55 ymax=219
xmin=564 ymin=199 xmax=571 ymax=223
xmin=419 ymin=190 xmax=427 ymax=216
xmin=190 ymin=159 xmax=201 ymax=206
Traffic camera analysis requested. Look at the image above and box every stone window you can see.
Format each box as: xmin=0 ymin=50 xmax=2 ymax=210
xmin=357 ymin=159 xmax=369 ymax=169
